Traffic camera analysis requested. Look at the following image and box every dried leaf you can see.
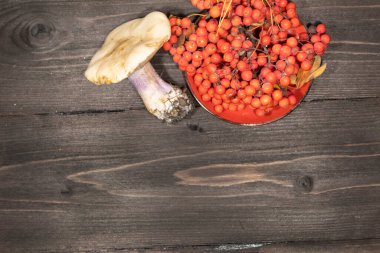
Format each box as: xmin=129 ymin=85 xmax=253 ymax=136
xmin=296 ymin=56 xmax=325 ymax=88
xmin=174 ymin=33 xmax=186 ymax=48
xmin=310 ymin=55 xmax=322 ymax=73
xmin=296 ymin=69 xmax=309 ymax=88
xmin=297 ymin=68 xmax=305 ymax=80
xmin=308 ymin=63 xmax=327 ymax=81
xmin=290 ymin=75 xmax=297 ymax=84
xmin=185 ymin=23 xmax=196 ymax=39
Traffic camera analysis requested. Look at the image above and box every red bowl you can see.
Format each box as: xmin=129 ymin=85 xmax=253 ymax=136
xmin=185 ymin=25 xmax=312 ymax=125
xmin=186 ymin=75 xmax=312 ymax=125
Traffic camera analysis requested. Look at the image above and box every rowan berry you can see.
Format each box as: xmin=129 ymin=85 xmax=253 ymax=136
xmin=210 ymin=5 xmax=222 ymax=18
xmin=286 ymin=2 xmax=296 ymax=10
xmin=236 ymin=60 xmax=247 ymax=71
xmin=296 ymin=52 xmax=307 ymax=62
xmin=212 ymin=98 xmax=222 ymax=105
xmin=272 ymin=44 xmax=282 ymax=55
xmin=262 ymin=83 xmax=274 ymax=94
xmin=205 ymin=43 xmax=217 ymax=55
xmin=288 ymin=95 xmax=297 ymax=105
xmin=223 ymin=52 xmax=234 ymax=62
xmin=245 ymin=85 xmax=256 ymax=96
xmin=265 ymin=72 xmax=277 ymax=84
xmin=181 ymin=18 xmax=192 ymax=28
xmin=316 ymin=23 xmax=326 ymax=34
xmin=280 ymin=19 xmax=292 ymax=30
xmin=229 ymin=103 xmax=238 ymax=111
xmin=262 ymin=36 xmax=272 ymax=46
xmin=206 ymin=19 xmax=218 ymax=32
xmin=260 ymin=94 xmax=272 ymax=106
xmin=221 ymin=19 xmax=232 ymax=30
xmin=272 ymin=90 xmax=284 ymax=101
xmin=255 ymin=109 xmax=266 ymax=117
xmin=252 ymin=9 xmax=262 ymax=21
xmin=243 ymin=7 xmax=253 ymax=17
xmin=280 ymin=76 xmax=290 ymax=87
xmin=215 ymin=85 xmax=226 ymax=95
xmin=251 ymin=98 xmax=261 ymax=108
xmin=163 ymin=42 xmax=172 ymax=51
xmin=242 ymin=96 xmax=253 ymax=105
xmin=253 ymin=0 xmax=264 ymax=9
xmin=214 ymin=104 xmax=223 ymax=113
xmin=202 ymin=93 xmax=212 ymax=102
xmin=185 ymin=41 xmax=197 ymax=52
xmin=235 ymin=5 xmax=245 ymax=16
xmin=238 ymin=90 xmax=247 ymax=99
xmin=231 ymin=16 xmax=242 ymax=27
xmin=279 ymin=98 xmax=290 ymax=108
xmin=257 ymin=55 xmax=268 ymax=66
xmin=241 ymin=70 xmax=253 ymax=81
xmin=286 ymin=37 xmax=298 ymax=48
xmin=250 ymin=79 xmax=261 ymax=90
xmin=314 ymin=42 xmax=326 ymax=54
xmin=291 ymin=18 xmax=300 ymax=27
xmin=284 ymin=64 xmax=295 ymax=75
xmin=321 ymin=34 xmax=331 ymax=44
xmin=277 ymin=0 xmax=288 ymax=8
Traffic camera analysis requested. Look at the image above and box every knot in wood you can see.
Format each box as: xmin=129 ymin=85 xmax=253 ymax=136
xmin=22 ymin=18 xmax=57 ymax=50
xmin=296 ymin=175 xmax=314 ymax=193
xmin=4 ymin=11 xmax=65 ymax=53
xmin=30 ymin=23 xmax=53 ymax=40
xmin=0 ymin=11 xmax=70 ymax=58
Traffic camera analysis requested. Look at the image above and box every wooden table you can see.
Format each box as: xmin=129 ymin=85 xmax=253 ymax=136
xmin=0 ymin=0 xmax=379 ymax=252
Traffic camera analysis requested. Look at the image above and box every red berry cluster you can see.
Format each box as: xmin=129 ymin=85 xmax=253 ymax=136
xmin=163 ymin=0 xmax=331 ymax=116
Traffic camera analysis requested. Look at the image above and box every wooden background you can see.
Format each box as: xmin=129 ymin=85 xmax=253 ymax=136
xmin=0 ymin=0 xmax=379 ymax=252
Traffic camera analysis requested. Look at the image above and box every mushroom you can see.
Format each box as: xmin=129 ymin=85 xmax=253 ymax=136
xmin=85 ymin=12 xmax=193 ymax=123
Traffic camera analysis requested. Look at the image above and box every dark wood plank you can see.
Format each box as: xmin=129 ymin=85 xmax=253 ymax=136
xmin=0 ymin=0 xmax=379 ymax=115
xmin=90 ymin=239 xmax=380 ymax=252
xmin=0 ymin=98 xmax=379 ymax=252
xmin=260 ymin=239 xmax=380 ymax=253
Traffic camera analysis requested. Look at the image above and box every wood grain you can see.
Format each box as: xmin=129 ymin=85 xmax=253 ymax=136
xmin=1 ymin=98 xmax=379 ymax=252
xmin=260 ymin=239 xmax=380 ymax=253
xmin=86 ymin=239 xmax=380 ymax=252
xmin=0 ymin=0 xmax=379 ymax=252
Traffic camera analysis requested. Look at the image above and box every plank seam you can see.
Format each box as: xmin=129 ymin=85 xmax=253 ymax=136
xmin=0 ymin=97 xmax=378 ymax=117
xmin=97 ymin=237 xmax=380 ymax=251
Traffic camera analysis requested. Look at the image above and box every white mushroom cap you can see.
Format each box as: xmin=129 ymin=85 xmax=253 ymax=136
xmin=85 ymin=12 xmax=171 ymax=85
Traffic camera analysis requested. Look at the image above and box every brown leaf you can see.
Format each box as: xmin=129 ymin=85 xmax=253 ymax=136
xmin=296 ymin=69 xmax=309 ymax=88
xmin=174 ymin=33 xmax=186 ymax=48
xmin=185 ymin=23 xmax=196 ymax=39
xmin=310 ymin=55 xmax=322 ymax=73
xmin=290 ymin=75 xmax=297 ymax=84
xmin=308 ymin=63 xmax=327 ymax=81
xmin=297 ymin=68 xmax=305 ymax=80
xmin=296 ymin=56 xmax=325 ymax=88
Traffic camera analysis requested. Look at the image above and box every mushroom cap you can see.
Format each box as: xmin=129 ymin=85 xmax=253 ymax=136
xmin=85 ymin=12 xmax=171 ymax=85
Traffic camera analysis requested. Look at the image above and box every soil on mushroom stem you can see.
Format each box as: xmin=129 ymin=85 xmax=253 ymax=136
xmin=163 ymin=0 xmax=331 ymax=122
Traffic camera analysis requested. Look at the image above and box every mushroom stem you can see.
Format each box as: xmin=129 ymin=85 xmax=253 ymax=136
xmin=128 ymin=62 xmax=193 ymax=123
